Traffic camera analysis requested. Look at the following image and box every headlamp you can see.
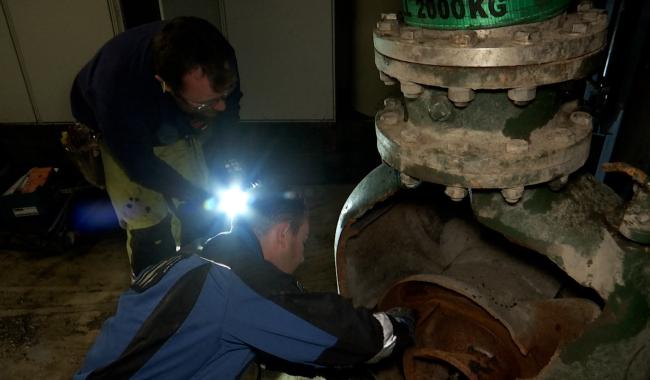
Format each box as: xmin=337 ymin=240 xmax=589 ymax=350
xmin=204 ymin=183 xmax=251 ymax=219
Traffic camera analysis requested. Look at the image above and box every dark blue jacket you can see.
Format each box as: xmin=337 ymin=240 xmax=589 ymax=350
xmin=70 ymin=21 xmax=241 ymax=201
xmin=74 ymin=226 xmax=398 ymax=379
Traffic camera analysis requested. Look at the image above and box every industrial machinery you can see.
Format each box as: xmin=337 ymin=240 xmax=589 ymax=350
xmin=335 ymin=1 xmax=650 ymax=379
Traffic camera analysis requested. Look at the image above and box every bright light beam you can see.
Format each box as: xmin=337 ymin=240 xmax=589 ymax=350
xmin=216 ymin=185 xmax=250 ymax=219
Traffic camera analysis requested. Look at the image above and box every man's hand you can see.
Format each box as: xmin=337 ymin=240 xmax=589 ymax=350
xmin=385 ymin=307 xmax=416 ymax=351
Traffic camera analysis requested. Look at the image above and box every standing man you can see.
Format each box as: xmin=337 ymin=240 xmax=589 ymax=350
xmin=70 ymin=17 xmax=242 ymax=276
xmin=73 ymin=191 xmax=415 ymax=379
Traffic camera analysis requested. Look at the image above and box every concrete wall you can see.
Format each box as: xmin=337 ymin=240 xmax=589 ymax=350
xmin=161 ymin=0 xmax=335 ymax=122
xmin=0 ymin=0 xmax=116 ymax=123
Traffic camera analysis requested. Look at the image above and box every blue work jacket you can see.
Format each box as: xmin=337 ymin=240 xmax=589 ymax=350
xmin=74 ymin=226 xmax=396 ymax=379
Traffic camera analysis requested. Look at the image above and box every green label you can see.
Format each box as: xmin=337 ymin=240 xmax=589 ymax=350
xmin=402 ymin=0 xmax=571 ymax=29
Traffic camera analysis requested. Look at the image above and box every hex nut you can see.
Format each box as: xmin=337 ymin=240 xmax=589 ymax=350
xmin=383 ymin=97 xmax=401 ymax=109
xmin=381 ymin=13 xmax=398 ymax=20
xmin=449 ymin=32 xmax=477 ymax=47
xmin=581 ymin=11 xmax=601 ymax=21
xmin=445 ymin=186 xmax=468 ymax=202
xmin=376 ymin=14 xmax=400 ymax=35
xmin=448 ymin=87 xmax=475 ymax=108
xmin=577 ymin=1 xmax=594 ymax=12
xmin=377 ymin=20 xmax=399 ymax=34
xmin=400 ymin=173 xmax=421 ymax=189
xmin=570 ymin=111 xmax=592 ymax=127
xmin=427 ymin=97 xmax=452 ymax=122
xmin=580 ymin=9 xmax=608 ymax=25
xmin=379 ymin=72 xmax=397 ymax=85
xmin=380 ymin=111 xmax=399 ymax=125
xmin=571 ymin=22 xmax=589 ymax=34
xmin=508 ymin=87 xmax=537 ymax=105
xmin=548 ymin=175 xmax=569 ymax=191
xmin=513 ymin=30 xmax=542 ymax=45
xmin=401 ymin=81 xmax=424 ymax=98
xmin=501 ymin=186 xmax=525 ymax=204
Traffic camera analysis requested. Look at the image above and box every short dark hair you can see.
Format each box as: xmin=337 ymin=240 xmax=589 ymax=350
xmin=243 ymin=191 xmax=307 ymax=236
xmin=152 ymin=16 xmax=237 ymax=93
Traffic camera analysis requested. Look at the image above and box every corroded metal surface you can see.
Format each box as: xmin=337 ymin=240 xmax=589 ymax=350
xmin=341 ymin=2 xmax=650 ymax=379
xmin=546 ymin=265 xmax=649 ymax=380
xmin=602 ymin=162 xmax=649 ymax=187
xmin=471 ymin=173 xmax=625 ymax=298
xmin=334 ymin=163 xmax=402 ymax=295
xmin=335 ymin=171 xmax=650 ymax=379
xmin=334 ymin=165 xmax=600 ymax=314
xmin=534 ymin=247 xmax=650 ymax=380
xmin=374 ymin=11 xmax=607 ymax=89
xmin=375 ymin=90 xmax=592 ymax=191
xmin=371 ymin=6 xmax=606 ymax=202
xmin=471 ymin=172 xmax=650 ymax=379
xmin=375 ymin=14 xmax=607 ymax=66
xmin=379 ymin=279 xmax=599 ymax=380
xmin=375 ymin=49 xmax=603 ymax=90
xmin=602 ymin=163 xmax=650 ymax=244
xmin=619 ymin=187 xmax=650 ymax=244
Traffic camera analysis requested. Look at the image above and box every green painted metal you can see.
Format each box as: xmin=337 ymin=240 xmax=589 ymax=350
xmin=471 ymin=173 xmax=650 ymax=379
xmin=402 ymin=0 xmax=571 ymax=29
xmin=375 ymin=87 xmax=589 ymax=189
xmin=502 ymin=90 xmax=562 ymax=139
xmin=335 ymin=165 xmax=650 ymax=377
xmin=536 ymin=246 xmax=650 ymax=379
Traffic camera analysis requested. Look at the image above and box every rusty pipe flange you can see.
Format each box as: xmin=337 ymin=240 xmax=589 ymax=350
xmin=401 ymin=302 xmax=520 ymax=380
xmin=403 ymin=348 xmax=499 ymax=380
xmin=374 ymin=11 xmax=607 ymax=67
xmin=380 ymin=282 xmax=545 ymax=379
xmin=379 ymin=280 xmax=599 ymax=380
xmin=374 ymin=11 xmax=607 ymax=90
xmin=375 ymin=90 xmax=592 ymax=190
xmin=376 ymin=48 xmax=603 ymax=91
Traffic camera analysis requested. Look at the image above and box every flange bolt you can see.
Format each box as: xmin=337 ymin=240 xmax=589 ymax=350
xmin=501 ymin=186 xmax=525 ymax=204
xmin=445 ymin=186 xmax=468 ymax=202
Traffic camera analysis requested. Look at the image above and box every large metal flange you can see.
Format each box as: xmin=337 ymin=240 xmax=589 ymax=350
xmin=374 ymin=10 xmax=607 ymax=90
xmin=375 ymin=48 xmax=603 ymax=91
xmin=375 ymin=89 xmax=593 ymax=190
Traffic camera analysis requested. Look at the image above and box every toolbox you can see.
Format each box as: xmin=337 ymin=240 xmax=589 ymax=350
xmin=0 ymin=167 xmax=75 ymax=251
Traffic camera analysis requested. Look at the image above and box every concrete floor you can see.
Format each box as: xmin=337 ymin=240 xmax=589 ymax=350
xmin=0 ymin=234 xmax=130 ymax=379
xmin=0 ymin=184 xmax=355 ymax=379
